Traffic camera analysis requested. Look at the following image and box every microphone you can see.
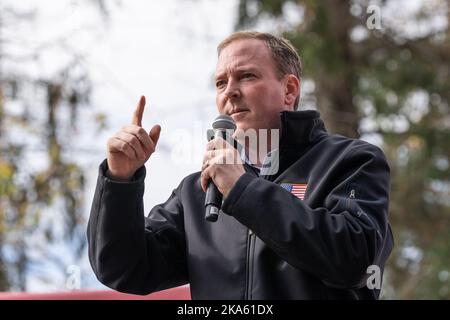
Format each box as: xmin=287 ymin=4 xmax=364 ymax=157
xmin=204 ymin=114 xmax=237 ymax=222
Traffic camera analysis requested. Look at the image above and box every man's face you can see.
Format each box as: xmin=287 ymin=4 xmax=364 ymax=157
xmin=215 ymin=39 xmax=292 ymax=133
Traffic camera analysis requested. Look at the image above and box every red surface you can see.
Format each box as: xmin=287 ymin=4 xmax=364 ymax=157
xmin=0 ymin=285 xmax=191 ymax=300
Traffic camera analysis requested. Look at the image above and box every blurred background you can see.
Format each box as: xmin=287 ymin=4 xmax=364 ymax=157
xmin=0 ymin=0 xmax=448 ymax=299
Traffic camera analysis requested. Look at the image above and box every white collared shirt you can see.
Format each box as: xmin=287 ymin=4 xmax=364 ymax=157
xmin=240 ymin=148 xmax=279 ymax=177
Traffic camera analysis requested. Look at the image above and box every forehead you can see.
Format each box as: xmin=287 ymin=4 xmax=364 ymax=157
xmin=215 ymin=39 xmax=275 ymax=75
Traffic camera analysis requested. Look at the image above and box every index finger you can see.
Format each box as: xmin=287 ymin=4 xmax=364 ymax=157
xmin=132 ymin=95 xmax=146 ymax=126
xmin=206 ymin=136 xmax=229 ymax=151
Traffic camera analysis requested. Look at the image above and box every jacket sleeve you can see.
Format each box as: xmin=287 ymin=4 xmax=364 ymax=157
xmin=222 ymin=144 xmax=394 ymax=289
xmin=87 ymin=159 xmax=188 ymax=295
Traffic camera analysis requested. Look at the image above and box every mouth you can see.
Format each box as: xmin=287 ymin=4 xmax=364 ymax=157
xmin=229 ymin=109 xmax=250 ymax=117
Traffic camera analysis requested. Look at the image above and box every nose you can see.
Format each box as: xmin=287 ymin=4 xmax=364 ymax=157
xmin=224 ymin=79 xmax=240 ymax=100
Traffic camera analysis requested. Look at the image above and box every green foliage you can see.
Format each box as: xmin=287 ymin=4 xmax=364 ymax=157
xmin=0 ymin=0 xmax=119 ymax=290
xmin=0 ymin=78 xmax=90 ymax=290
xmin=0 ymin=1 xmax=111 ymax=290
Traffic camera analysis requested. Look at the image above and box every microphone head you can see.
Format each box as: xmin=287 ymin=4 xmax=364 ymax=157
xmin=212 ymin=114 xmax=236 ymax=131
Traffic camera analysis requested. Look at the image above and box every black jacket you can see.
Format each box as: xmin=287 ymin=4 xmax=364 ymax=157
xmin=87 ymin=110 xmax=394 ymax=299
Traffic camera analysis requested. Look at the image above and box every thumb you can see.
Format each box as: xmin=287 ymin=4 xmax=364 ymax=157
xmin=149 ymin=124 xmax=161 ymax=146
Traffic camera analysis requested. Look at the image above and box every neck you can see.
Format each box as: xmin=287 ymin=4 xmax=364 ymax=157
xmin=236 ymin=128 xmax=280 ymax=166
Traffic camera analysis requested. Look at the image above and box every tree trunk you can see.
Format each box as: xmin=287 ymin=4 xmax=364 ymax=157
xmin=317 ymin=0 xmax=359 ymax=138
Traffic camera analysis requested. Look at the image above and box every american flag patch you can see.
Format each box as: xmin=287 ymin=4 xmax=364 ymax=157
xmin=280 ymin=183 xmax=308 ymax=200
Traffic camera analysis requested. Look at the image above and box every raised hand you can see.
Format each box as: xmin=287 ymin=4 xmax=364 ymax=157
xmin=106 ymin=96 xmax=161 ymax=180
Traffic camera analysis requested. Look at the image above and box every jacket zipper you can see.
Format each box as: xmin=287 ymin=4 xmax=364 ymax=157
xmin=346 ymin=188 xmax=356 ymax=211
xmin=245 ymin=228 xmax=255 ymax=300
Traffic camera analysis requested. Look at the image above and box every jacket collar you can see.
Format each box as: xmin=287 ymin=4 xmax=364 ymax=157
xmin=240 ymin=110 xmax=328 ymax=178
xmin=279 ymin=110 xmax=328 ymax=149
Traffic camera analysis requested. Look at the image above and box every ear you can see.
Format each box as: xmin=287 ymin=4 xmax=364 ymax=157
xmin=284 ymin=74 xmax=300 ymax=110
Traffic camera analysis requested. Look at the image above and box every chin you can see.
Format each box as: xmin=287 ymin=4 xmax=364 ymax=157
xmin=234 ymin=122 xmax=252 ymax=133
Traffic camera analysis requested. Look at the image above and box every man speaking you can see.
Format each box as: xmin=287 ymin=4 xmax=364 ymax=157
xmin=87 ymin=31 xmax=393 ymax=299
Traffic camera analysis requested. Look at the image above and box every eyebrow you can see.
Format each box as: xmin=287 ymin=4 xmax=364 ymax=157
xmin=215 ymin=67 xmax=259 ymax=80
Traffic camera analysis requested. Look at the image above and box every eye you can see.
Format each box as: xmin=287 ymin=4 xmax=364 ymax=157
xmin=241 ymin=73 xmax=255 ymax=80
xmin=215 ymin=80 xmax=226 ymax=89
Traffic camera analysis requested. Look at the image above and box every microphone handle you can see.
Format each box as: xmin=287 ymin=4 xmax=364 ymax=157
xmin=204 ymin=128 xmax=229 ymax=222
xmin=205 ymin=183 xmax=222 ymax=222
